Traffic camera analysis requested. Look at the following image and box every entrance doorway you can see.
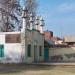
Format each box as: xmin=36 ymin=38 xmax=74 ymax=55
xmin=34 ymin=45 xmax=37 ymax=62
xmin=44 ymin=47 xmax=49 ymax=62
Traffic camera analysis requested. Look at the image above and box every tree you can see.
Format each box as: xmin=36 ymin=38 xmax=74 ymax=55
xmin=0 ymin=0 xmax=37 ymax=31
xmin=24 ymin=0 xmax=37 ymax=16
xmin=0 ymin=0 xmax=22 ymax=32
xmin=23 ymin=0 xmax=37 ymax=29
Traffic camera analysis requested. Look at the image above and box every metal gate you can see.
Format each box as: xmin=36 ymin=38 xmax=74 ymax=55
xmin=44 ymin=47 xmax=49 ymax=62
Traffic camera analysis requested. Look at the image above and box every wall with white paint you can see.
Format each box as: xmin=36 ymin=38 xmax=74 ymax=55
xmin=49 ymin=47 xmax=75 ymax=62
xmin=24 ymin=30 xmax=44 ymax=63
xmin=4 ymin=44 xmax=22 ymax=63
xmin=0 ymin=32 xmax=22 ymax=63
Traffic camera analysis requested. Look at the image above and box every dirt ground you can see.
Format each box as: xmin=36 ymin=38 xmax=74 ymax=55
xmin=0 ymin=64 xmax=75 ymax=75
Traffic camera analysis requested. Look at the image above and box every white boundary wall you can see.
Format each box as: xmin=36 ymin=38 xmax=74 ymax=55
xmin=49 ymin=47 xmax=75 ymax=62
xmin=0 ymin=32 xmax=23 ymax=63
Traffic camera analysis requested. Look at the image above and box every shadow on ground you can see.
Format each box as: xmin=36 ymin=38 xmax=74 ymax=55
xmin=0 ymin=64 xmax=56 ymax=74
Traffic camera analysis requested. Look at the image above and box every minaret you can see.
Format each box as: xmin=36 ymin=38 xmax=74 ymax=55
xmin=21 ymin=7 xmax=28 ymax=32
xmin=39 ymin=17 xmax=44 ymax=34
xmin=29 ymin=13 xmax=34 ymax=30
xmin=35 ymin=16 xmax=39 ymax=30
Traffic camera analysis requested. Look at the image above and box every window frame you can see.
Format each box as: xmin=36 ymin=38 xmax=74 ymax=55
xmin=39 ymin=46 xmax=42 ymax=56
xmin=27 ymin=44 xmax=31 ymax=57
xmin=0 ymin=45 xmax=4 ymax=57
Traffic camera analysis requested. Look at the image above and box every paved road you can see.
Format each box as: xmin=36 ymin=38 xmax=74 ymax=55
xmin=0 ymin=64 xmax=75 ymax=75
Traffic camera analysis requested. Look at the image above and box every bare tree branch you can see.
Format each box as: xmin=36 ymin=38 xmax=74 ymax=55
xmin=0 ymin=0 xmax=22 ymax=32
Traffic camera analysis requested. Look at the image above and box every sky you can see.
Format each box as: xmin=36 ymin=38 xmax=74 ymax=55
xmin=37 ymin=0 xmax=75 ymax=37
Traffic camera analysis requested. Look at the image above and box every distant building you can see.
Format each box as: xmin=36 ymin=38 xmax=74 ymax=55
xmin=51 ymin=37 xmax=63 ymax=45
xmin=44 ymin=30 xmax=55 ymax=46
xmin=64 ymin=35 xmax=75 ymax=45
xmin=44 ymin=30 xmax=63 ymax=46
xmin=44 ymin=30 xmax=53 ymax=40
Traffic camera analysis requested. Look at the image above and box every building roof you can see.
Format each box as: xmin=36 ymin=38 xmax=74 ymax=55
xmin=51 ymin=37 xmax=62 ymax=41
